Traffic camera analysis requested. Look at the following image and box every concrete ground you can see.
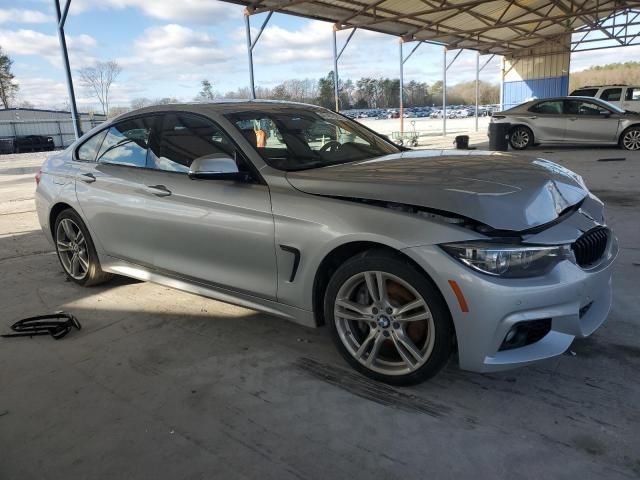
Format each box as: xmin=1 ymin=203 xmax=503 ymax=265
xmin=1 ymin=143 xmax=639 ymax=480
xmin=359 ymin=116 xmax=490 ymax=147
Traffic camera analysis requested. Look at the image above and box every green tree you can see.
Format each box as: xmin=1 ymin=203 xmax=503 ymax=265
xmin=0 ymin=47 xmax=19 ymax=108
xmin=198 ymin=79 xmax=215 ymax=100
xmin=317 ymin=71 xmax=336 ymax=109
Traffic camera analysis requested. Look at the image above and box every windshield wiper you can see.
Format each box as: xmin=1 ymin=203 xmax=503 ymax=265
xmin=287 ymin=157 xmax=371 ymax=171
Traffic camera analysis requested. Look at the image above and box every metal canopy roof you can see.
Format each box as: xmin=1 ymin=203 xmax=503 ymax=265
xmin=230 ymin=0 xmax=640 ymax=55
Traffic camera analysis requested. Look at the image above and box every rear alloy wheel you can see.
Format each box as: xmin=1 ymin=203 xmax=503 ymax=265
xmin=509 ymin=126 xmax=533 ymax=150
xmin=325 ymin=250 xmax=453 ymax=385
xmin=620 ymin=127 xmax=640 ymax=151
xmin=54 ymin=209 xmax=112 ymax=286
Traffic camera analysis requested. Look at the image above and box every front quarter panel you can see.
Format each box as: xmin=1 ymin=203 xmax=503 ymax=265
xmin=267 ymin=175 xmax=485 ymax=313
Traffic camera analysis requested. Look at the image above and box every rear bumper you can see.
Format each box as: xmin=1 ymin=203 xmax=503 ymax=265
xmin=404 ymin=234 xmax=618 ymax=373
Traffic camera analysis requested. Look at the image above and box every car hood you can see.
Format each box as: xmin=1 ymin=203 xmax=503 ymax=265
xmin=285 ymin=150 xmax=588 ymax=232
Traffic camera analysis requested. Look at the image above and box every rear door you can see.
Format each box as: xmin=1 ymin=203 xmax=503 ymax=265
xmin=140 ymin=112 xmax=277 ymax=299
xmin=526 ymin=100 xmax=566 ymax=142
xmin=75 ymin=116 xmax=157 ymax=266
xmin=622 ymin=86 xmax=640 ymax=112
xmin=563 ymin=99 xmax=620 ymax=143
xmin=598 ymin=87 xmax=623 ymax=107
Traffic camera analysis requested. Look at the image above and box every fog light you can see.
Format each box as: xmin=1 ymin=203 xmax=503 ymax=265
xmin=499 ymin=319 xmax=552 ymax=351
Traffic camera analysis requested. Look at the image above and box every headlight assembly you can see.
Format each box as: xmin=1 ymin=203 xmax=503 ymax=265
xmin=440 ymin=242 xmax=573 ymax=278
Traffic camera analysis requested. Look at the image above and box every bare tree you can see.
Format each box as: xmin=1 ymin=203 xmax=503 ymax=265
xmin=78 ymin=60 xmax=122 ymax=115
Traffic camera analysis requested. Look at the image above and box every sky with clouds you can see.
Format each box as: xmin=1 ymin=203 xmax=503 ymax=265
xmin=2 ymin=0 xmax=640 ymax=111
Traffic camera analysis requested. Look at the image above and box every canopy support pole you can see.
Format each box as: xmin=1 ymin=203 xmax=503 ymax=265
xmin=54 ymin=0 xmax=81 ymax=139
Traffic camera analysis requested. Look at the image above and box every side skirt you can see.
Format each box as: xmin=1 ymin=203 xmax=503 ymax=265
xmin=100 ymin=256 xmax=317 ymax=328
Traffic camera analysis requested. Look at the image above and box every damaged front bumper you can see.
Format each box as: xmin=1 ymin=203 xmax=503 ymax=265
xmin=403 ymin=230 xmax=618 ymax=373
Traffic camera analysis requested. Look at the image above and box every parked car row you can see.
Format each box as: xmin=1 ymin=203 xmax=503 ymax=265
xmin=342 ymin=105 xmax=498 ymax=121
xmin=0 ymin=135 xmax=55 ymax=154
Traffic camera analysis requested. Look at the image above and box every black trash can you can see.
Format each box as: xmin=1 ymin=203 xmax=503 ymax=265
xmin=454 ymin=135 xmax=469 ymax=149
xmin=489 ymin=122 xmax=510 ymax=151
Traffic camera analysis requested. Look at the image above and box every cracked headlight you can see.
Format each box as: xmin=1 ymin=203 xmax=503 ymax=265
xmin=440 ymin=242 xmax=573 ymax=278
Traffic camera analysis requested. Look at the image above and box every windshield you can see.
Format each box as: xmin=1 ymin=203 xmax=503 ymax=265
xmin=225 ymin=107 xmax=400 ymax=171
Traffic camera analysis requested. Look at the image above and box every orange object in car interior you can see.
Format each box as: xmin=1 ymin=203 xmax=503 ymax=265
xmin=255 ymin=129 xmax=266 ymax=148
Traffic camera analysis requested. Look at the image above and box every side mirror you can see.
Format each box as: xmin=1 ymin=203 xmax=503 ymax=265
xmin=188 ymin=154 xmax=247 ymax=181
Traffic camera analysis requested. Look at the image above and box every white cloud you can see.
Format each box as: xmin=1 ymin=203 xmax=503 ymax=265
xmin=0 ymin=8 xmax=51 ymax=24
xmin=15 ymin=74 xmax=148 ymax=111
xmin=120 ymin=24 xmax=230 ymax=73
xmin=0 ymin=29 xmax=96 ymax=66
xmin=72 ymin=0 xmax=238 ymax=24
xmin=571 ymin=45 xmax=640 ymax=71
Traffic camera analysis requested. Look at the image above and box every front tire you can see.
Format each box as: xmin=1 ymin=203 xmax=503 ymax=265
xmin=509 ymin=126 xmax=533 ymax=150
xmin=54 ymin=209 xmax=112 ymax=286
xmin=324 ymin=249 xmax=454 ymax=386
xmin=620 ymin=126 xmax=640 ymax=151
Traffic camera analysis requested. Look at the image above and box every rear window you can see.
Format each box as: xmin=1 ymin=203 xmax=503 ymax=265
xmin=570 ymin=88 xmax=598 ymax=97
xmin=626 ymin=87 xmax=640 ymax=101
xmin=529 ymin=100 xmax=563 ymax=114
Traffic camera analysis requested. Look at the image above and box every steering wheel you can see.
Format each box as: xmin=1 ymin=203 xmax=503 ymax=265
xmin=319 ymin=141 xmax=342 ymax=153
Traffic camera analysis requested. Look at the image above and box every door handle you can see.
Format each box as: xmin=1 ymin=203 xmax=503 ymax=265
xmin=80 ymin=173 xmax=96 ymax=183
xmin=146 ymin=184 xmax=172 ymax=197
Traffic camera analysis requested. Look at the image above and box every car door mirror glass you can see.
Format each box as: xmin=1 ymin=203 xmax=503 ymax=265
xmin=188 ymin=154 xmax=243 ymax=180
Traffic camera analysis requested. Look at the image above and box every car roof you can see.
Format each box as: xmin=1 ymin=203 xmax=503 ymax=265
xmin=574 ymin=85 xmax=636 ymax=89
xmin=111 ymin=99 xmax=326 ymax=123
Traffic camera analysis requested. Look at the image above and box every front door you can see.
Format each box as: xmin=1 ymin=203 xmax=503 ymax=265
xmin=563 ymin=100 xmax=619 ymax=144
xmin=141 ymin=112 xmax=277 ymax=299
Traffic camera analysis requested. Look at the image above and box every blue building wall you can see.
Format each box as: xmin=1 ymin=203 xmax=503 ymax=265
xmin=502 ymin=75 xmax=569 ymax=109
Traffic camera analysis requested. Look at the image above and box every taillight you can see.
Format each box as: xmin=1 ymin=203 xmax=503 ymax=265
xmin=35 ymin=171 xmax=42 ymax=185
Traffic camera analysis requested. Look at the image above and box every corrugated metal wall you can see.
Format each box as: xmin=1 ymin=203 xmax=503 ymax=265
xmin=503 ymin=76 xmax=569 ymax=108
xmin=0 ymin=109 xmax=106 ymax=148
xmin=501 ymin=36 xmax=571 ymax=108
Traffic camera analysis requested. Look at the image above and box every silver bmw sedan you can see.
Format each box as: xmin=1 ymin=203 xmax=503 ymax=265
xmin=35 ymin=101 xmax=617 ymax=385
xmin=491 ymin=96 xmax=640 ymax=150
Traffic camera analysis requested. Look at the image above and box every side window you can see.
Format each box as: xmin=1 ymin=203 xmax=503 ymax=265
xmin=76 ymin=130 xmax=107 ymax=162
xmin=149 ymin=114 xmax=239 ymax=173
xmin=529 ymin=101 xmax=563 ymax=114
xmin=565 ymin=100 xmax=610 ymax=116
xmin=626 ymin=88 xmax=640 ymax=101
xmin=97 ymin=117 xmax=154 ymax=167
xmin=600 ymin=88 xmax=622 ymax=102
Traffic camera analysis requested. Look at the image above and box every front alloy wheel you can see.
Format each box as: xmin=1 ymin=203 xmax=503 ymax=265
xmin=325 ymin=250 xmax=454 ymax=385
xmin=334 ymin=271 xmax=435 ymax=375
xmin=621 ymin=127 xmax=640 ymax=151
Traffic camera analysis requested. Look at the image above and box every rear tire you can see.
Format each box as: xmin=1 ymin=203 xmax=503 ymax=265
xmin=324 ymin=249 xmax=454 ymax=386
xmin=620 ymin=126 xmax=640 ymax=151
xmin=54 ymin=209 xmax=113 ymax=286
xmin=509 ymin=126 xmax=534 ymax=150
